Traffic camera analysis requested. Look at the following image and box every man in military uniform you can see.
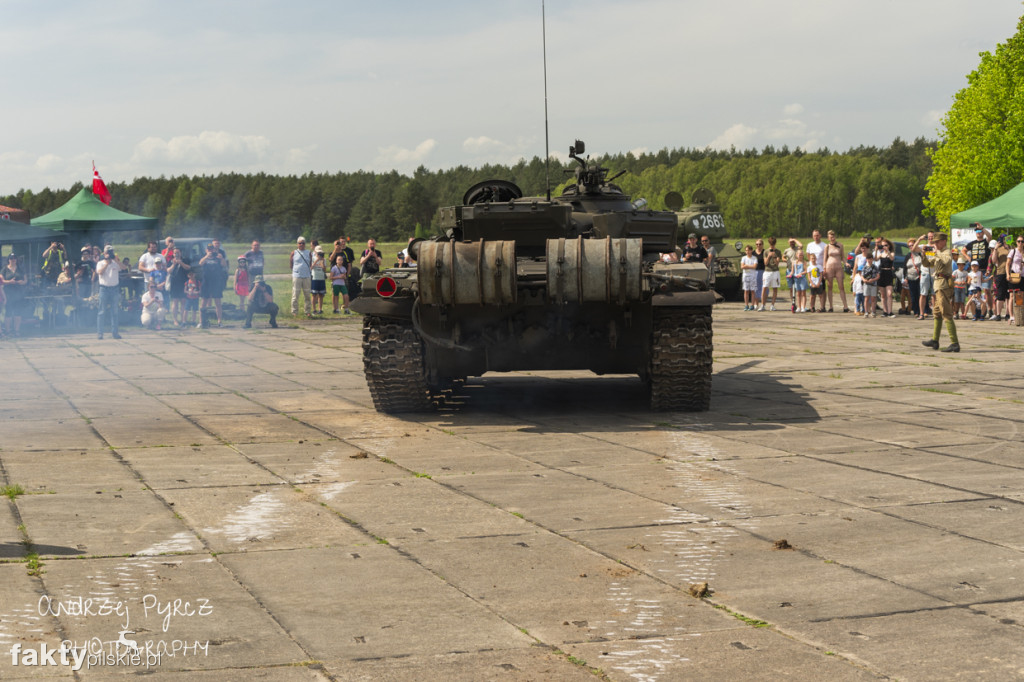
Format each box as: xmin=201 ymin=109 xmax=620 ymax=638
xmin=914 ymin=231 xmax=959 ymax=352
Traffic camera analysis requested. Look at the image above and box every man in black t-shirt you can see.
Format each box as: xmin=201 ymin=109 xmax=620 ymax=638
xmin=681 ymin=233 xmax=708 ymax=264
xmin=962 ymin=224 xmax=992 ymax=317
xmin=243 ymin=240 xmax=265 ymax=279
xmin=359 ymin=239 xmax=383 ymax=279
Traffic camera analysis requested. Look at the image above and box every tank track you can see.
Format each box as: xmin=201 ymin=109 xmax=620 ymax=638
xmin=649 ymin=307 xmax=713 ymax=411
xmin=362 ymin=316 xmax=435 ymax=413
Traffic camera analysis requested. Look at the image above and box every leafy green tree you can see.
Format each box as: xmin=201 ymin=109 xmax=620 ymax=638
xmin=185 ymin=186 xmax=208 ymax=224
xmin=164 ymin=178 xmax=192 ymax=232
xmin=925 ymin=13 xmax=1024 ymax=226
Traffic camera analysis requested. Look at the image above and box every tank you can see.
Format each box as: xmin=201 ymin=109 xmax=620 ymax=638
xmin=351 ymin=141 xmax=718 ymax=413
xmin=666 ymin=189 xmax=742 ymax=300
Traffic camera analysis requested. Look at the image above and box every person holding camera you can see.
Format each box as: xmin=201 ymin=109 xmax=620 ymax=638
xmin=244 ymin=275 xmax=279 ymax=329
xmin=40 ymin=241 xmax=68 ymax=285
xmin=360 ymin=238 xmax=382 ymax=280
xmin=914 ymin=231 xmax=959 ymax=352
xmin=199 ymin=243 xmax=227 ymax=327
xmin=95 ymin=245 xmax=122 ymax=340
xmin=167 ymin=247 xmax=190 ymax=326
xmin=140 ymin=281 xmax=166 ymax=331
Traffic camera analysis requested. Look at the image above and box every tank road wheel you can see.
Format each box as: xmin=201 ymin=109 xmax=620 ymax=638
xmin=649 ymin=307 xmax=713 ymax=411
xmin=362 ymin=316 xmax=435 ymax=413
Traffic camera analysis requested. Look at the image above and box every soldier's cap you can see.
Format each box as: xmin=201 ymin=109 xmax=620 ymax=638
xmin=932 ymin=231 xmax=948 ymax=242
xmin=688 ymin=233 xmax=697 ymax=239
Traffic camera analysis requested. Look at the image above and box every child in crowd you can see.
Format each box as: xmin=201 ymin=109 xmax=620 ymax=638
xmin=741 ymin=245 xmax=758 ymax=310
xmin=952 ymin=257 xmax=968 ymax=319
xmin=56 ymin=262 xmax=74 ymax=287
xmin=966 ymin=260 xmax=985 ymax=320
xmin=807 ymin=253 xmax=823 ymax=312
xmin=185 ymin=270 xmax=201 ymax=326
xmin=310 ymin=246 xmax=327 ymax=315
xmin=861 ymin=253 xmax=880 ymax=318
xmin=979 ymin=258 xmax=993 ymax=319
xmin=792 ymin=250 xmax=807 ymax=312
xmin=330 ymin=254 xmax=351 ymax=314
xmin=852 ymin=266 xmax=865 ymax=315
xmin=234 ymin=257 xmax=251 ymax=308
xmin=151 ymin=259 xmax=167 ymax=290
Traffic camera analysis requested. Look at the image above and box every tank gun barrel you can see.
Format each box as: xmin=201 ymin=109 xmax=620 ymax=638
xmin=408 ymin=238 xmax=426 ymax=262
xmin=646 ymin=271 xmax=710 ymax=291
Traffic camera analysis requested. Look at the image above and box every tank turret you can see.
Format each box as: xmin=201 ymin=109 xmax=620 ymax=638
xmin=666 ymin=189 xmax=741 ymax=299
xmin=352 ymin=141 xmax=718 ymax=413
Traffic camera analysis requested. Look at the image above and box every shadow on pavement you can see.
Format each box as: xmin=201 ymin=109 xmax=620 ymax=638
xmin=0 ymin=542 xmax=86 ymax=559
xmin=425 ymin=359 xmax=819 ymax=433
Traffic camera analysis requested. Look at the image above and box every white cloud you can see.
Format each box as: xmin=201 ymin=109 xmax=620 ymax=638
xmin=923 ymin=109 xmax=944 ymax=129
xmin=462 ymin=136 xmax=514 ymax=155
xmin=708 ymin=124 xmax=758 ymax=150
xmin=373 ymin=139 xmax=436 ymax=169
xmin=35 ymin=154 xmax=64 ymax=171
xmin=131 ymin=131 xmax=271 ymax=167
xmin=628 ymin=146 xmax=649 ymax=157
xmin=285 ymin=145 xmax=317 ymax=168
xmin=783 ymin=103 xmax=805 ymax=116
xmin=766 ymin=118 xmax=810 ymax=140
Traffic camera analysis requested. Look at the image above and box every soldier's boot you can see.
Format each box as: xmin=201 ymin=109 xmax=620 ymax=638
xmin=941 ymin=320 xmax=959 ymax=352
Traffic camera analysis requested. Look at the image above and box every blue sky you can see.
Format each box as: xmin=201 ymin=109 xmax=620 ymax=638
xmin=1 ymin=0 xmax=1021 ymax=194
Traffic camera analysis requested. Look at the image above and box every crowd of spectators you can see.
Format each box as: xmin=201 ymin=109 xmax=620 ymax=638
xmin=4 ymin=228 xmax=1022 ymax=340
xmin=0 ymin=235 xmax=394 ymax=340
xmin=733 ymin=224 xmax=1023 ymax=325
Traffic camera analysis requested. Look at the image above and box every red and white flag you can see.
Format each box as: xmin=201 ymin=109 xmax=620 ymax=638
xmin=92 ymin=162 xmax=111 ymax=205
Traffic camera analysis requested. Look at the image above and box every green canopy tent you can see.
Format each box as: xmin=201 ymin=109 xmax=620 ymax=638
xmin=31 ymin=188 xmax=157 ymax=251
xmin=0 ymin=217 xmax=68 ymax=275
xmin=950 ymin=181 xmax=1024 ymax=242
xmin=1 ymin=219 xmax=67 ymax=244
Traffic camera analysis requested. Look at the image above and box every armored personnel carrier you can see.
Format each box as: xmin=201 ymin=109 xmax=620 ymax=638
xmin=666 ymin=189 xmax=741 ymax=300
xmin=351 ymin=141 xmax=717 ymax=413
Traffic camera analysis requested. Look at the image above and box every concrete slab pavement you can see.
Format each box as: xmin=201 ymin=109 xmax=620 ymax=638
xmin=1 ymin=305 xmax=1024 ymax=679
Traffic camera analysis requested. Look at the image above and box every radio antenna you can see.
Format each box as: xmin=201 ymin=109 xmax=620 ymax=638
xmin=542 ymin=0 xmax=551 ymax=201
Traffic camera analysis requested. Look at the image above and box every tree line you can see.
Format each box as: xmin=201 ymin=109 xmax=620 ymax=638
xmin=2 ymin=137 xmax=935 ymax=243
xmin=925 ymin=13 xmax=1024 ymax=227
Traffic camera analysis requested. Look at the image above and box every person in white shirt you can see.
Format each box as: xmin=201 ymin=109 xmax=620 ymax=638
xmin=805 ymin=229 xmax=827 ymax=312
xmin=137 ymin=241 xmax=161 ymax=282
xmin=140 ymin=281 xmax=166 ymax=330
xmin=95 ymin=245 xmax=122 ymax=340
